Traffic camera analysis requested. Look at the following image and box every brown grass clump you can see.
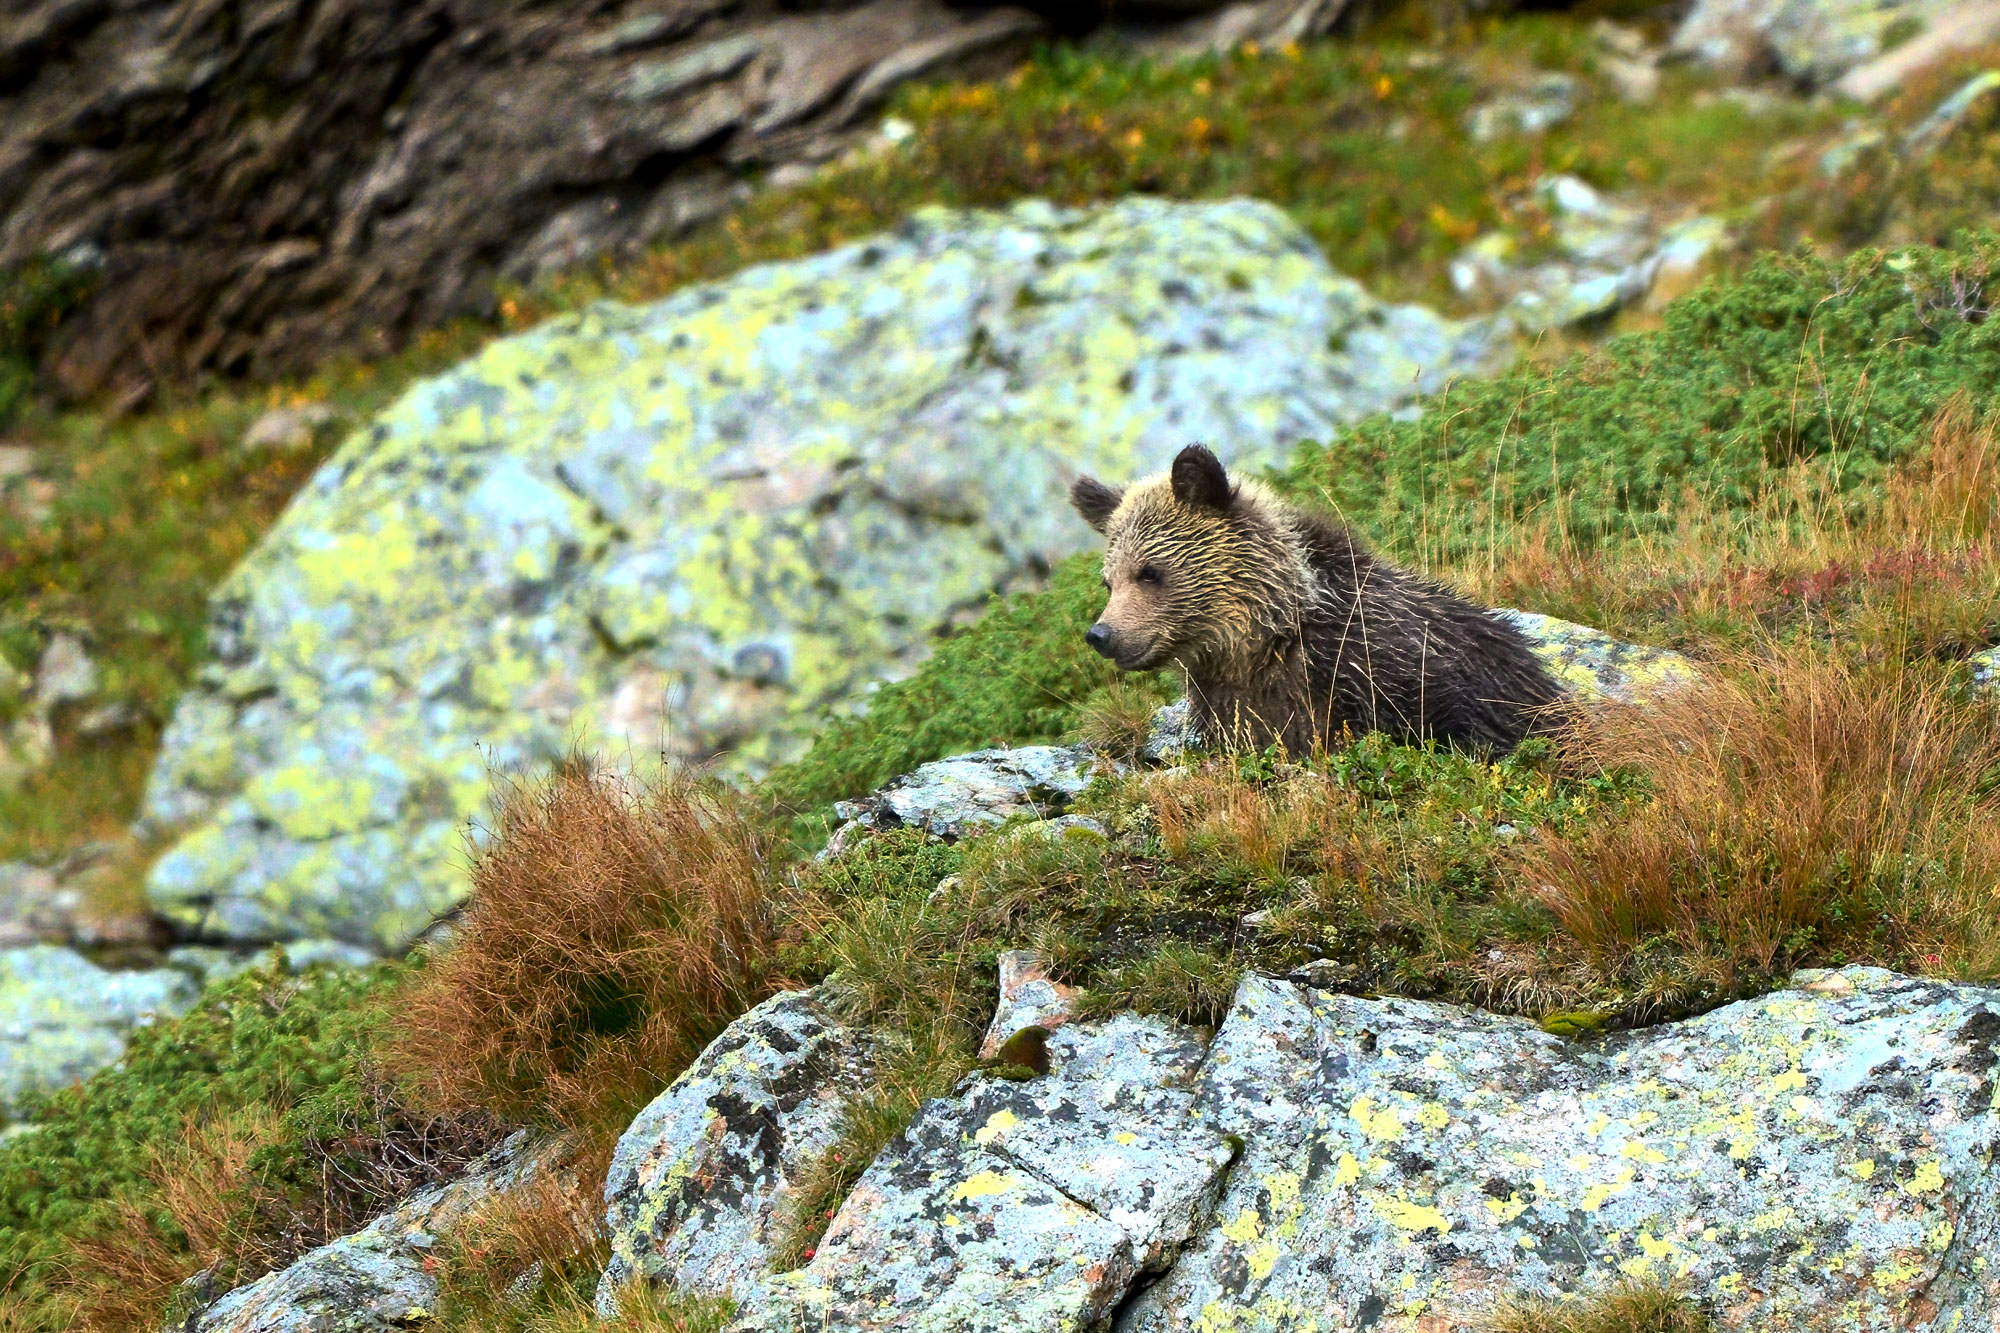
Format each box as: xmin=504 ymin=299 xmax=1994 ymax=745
xmin=390 ymin=756 xmax=782 ymax=1134
xmin=1457 ymin=396 xmax=2000 ymax=662
xmin=1522 ymin=643 xmax=2000 ymax=1009
xmin=1486 ymin=1280 xmax=1713 ymax=1333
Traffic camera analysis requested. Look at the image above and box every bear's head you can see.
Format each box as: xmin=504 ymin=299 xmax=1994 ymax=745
xmin=1069 ymin=445 xmax=1304 ymax=678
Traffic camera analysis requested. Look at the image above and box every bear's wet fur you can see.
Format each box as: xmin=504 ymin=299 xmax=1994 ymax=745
xmin=1071 ymin=445 xmax=1565 ymax=754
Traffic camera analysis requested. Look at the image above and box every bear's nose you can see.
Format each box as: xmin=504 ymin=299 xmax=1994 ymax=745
xmin=1084 ymin=624 xmax=1115 ymax=658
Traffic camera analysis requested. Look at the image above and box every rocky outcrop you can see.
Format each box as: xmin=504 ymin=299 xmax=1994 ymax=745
xmin=138 ymin=196 xmax=1511 ymax=954
xmin=1 ymin=0 xmax=1052 ymax=399
xmin=590 ymin=963 xmax=2000 ymax=1331
xmin=0 ymin=944 xmax=195 ymax=1119
xmin=1127 ymin=967 xmax=2000 ymax=1330
xmin=1449 ymin=177 xmax=1726 ymax=333
xmin=598 ymin=989 xmax=877 ymax=1311
xmin=828 ymin=745 xmax=1101 ymax=847
xmin=743 ymin=1016 xmax=1235 ymax=1333
xmin=0 ymin=0 xmax=1368 ymax=401
xmin=1670 ymin=0 xmax=1972 ymax=84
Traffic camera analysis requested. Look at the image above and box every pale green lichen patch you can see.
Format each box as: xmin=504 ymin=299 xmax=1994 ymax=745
xmin=1123 ymin=966 xmax=2000 ymax=1332
xmin=1502 ymin=609 xmax=1696 ymax=703
xmin=141 ymin=197 xmax=1511 ymax=953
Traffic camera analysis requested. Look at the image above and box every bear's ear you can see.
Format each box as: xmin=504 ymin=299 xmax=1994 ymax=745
xmin=1171 ymin=445 xmax=1234 ymax=512
xmin=1070 ymin=475 xmax=1124 ymax=533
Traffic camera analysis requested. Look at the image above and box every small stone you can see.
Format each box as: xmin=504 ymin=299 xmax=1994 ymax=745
xmin=978 ymin=950 xmax=1082 ymax=1060
xmin=239 ymin=403 xmax=341 ymax=454
xmin=1466 ymin=74 xmax=1579 ymax=141
xmin=34 ymin=634 xmax=97 ymax=707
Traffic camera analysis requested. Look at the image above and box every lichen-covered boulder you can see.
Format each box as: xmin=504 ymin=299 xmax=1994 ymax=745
xmin=141 ymin=196 xmax=1509 ymax=954
xmin=170 ymin=1133 xmax=541 ymax=1333
xmin=1124 ymin=966 xmax=2000 ymax=1332
xmin=598 ymin=989 xmax=877 ymax=1312
xmin=738 ymin=1015 xmax=1234 ymax=1333
xmin=1671 ymin=0 xmax=1964 ymax=83
xmin=1502 ymin=609 xmax=1694 ymax=703
xmin=0 ymin=946 xmax=197 ymax=1120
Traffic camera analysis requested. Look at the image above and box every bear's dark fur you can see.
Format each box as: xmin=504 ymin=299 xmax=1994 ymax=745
xmin=1071 ymin=445 xmax=1565 ymax=754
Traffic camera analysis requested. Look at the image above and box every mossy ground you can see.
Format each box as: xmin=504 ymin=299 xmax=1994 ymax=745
xmin=4 ymin=16 xmax=2000 ymax=1333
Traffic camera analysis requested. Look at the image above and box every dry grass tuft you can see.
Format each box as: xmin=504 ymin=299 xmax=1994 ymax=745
xmin=389 ymin=755 xmax=782 ymax=1135
xmin=1457 ymin=396 xmax=2000 ymax=661
xmin=429 ymin=1137 xmax=617 ymax=1333
xmin=63 ymin=1109 xmax=286 ymax=1333
xmin=1486 ymin=1280 xmax=1712 ymax=1333
xmin=1523 ymin=643 xmax=2000 ymax=1007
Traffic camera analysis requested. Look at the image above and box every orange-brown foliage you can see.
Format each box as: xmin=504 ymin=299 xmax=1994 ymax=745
xmin=390 ymin=757 xmax=781 ymax=1134
xmin=1522 ymin=645 xmax=2000 ymax=999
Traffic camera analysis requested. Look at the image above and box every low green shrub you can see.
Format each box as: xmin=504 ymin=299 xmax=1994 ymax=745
xmin=763 ymin=557 xmax=1137 ymax=815
xmin=1286 ymin=238 xmax=2000 ymax=562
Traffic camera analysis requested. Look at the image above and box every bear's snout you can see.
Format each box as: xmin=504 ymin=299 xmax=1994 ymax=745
xmin=1084 ymin=623 xmax=1116 ymax=658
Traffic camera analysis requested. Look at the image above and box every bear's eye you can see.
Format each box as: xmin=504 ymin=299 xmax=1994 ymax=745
xmin=1136 ymin=565 xmax=1163 ymax=586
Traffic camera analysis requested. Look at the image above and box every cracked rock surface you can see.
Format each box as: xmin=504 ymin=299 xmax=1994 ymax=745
xmin=737 ymin=1015 xmax=1235 ymax=1333
xmin=597 ymin=988 xmax=877 ymax=1311
xmin=141 ymin=196 xmax=1508 ymax=953
xmin=1124 ymin=967 xmax=2000 ymax=1331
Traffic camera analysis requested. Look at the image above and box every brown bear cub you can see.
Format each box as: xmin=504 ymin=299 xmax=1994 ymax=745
xmin=1071 ymin=445 xmax=1565 ymax=755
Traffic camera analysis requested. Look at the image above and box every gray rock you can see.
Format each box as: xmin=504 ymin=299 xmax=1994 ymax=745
xmin=740 ymin=1016 xmax=1235 ymax=1333
xmin=2 ymin=0 xmax=1052 ymax=399
xmin=240 ymin=404 xmax=343 ymax=456
xmin=1903 ymin=68 xmax=2000 ymax=153
xmin=33 ymin=633 xmax=96 ymax=707
xmin=598 ymin=989 xmax=878 ymax=1312
xmin=0 ymin=863 xmax=73 ymax=947
xmin=1122 ymin=967 xmax=2000 ymax=1330
xmin=173 ymin=1132 xmax=542 ymax=1333
xmin=1500 ymin=608 xmax=1696 ymax=702
xmin=1837 ymin=6 xmax=2000 ymax=101
xmin=140 ymin=196 xmax=1513 ymax=954
xmin=1142 ymin=698 xmax=1196 ymax=763
xmin=830 ymin=745 xmax=1103 ymax=845
xmin=978 ymin=950 xmax=1082 ymax=1060
xmin=1453 ymin=178 xmax=1726 ymax=333
xmin=166 ymin=939 xmax=379 ymax=991
xmin=1672 ymin=0 xmax=1968 ymax=84
xmin=0 ymin=945 xmax=197 ymax=1120
xmin=1466 ymin=73 xmax=1580 ymax=141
